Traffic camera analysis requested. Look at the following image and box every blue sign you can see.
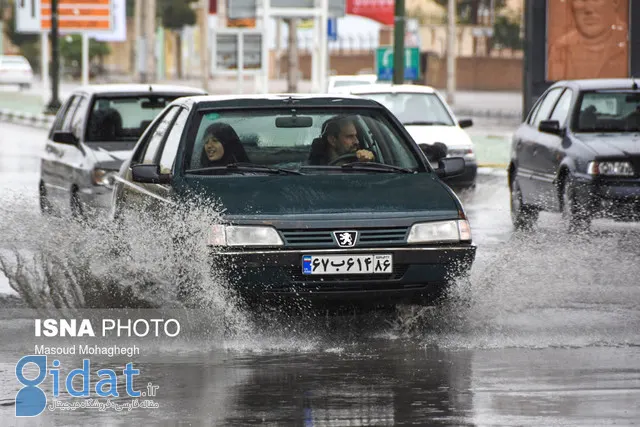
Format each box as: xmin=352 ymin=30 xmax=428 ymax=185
xmin=375 ymin=47 xmax=421 ymax=81
xmin=328 ymin=18 xmax=337 ymax=41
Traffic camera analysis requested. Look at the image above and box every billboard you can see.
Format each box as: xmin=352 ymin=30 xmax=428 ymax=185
xmin=546 ymin=0 xmax=629 ymax=80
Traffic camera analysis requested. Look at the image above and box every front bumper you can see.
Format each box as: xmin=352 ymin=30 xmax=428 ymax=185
xmin=574 ymin=176 xmax=640 ymax=220
xmin=211 ymin=245 xmax=476 ymax=306
xmin=443 ymin=161 xmax=478 ymax=189
xmin=77 ymin=185 xmax=114 ymax=217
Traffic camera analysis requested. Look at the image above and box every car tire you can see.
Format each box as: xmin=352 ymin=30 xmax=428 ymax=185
xmin=510 ymin=177 xmax=538 ymax=231
xmin=39 ymin=183 xmax=54 ymax=216
xmin=561 ymin=174 xmax=591 ymax=232
xmin=70 ymin=190 xmax=85 ymax=221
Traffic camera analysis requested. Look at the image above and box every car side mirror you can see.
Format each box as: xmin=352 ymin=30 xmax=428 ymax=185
xmin=538 ymin=119 xmax=564 ymax=136
xmin=458 ymin=118 xmax=473 ymax=129
xmin=420 ymin=142 xmax=448 ymax=162
xmin=52 ymin=131 xmax=78 ymax=145
xmin=436 ymin=157 xmax=465 ymax=178
xmin=131 ymin=164 xmax=171 ymax=184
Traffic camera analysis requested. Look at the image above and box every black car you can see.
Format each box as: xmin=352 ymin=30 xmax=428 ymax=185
xmin=111 ymin=94 xmax=476 ymax=308
xmin=39 ymin=84 xmax=207 ymax=219
xmin=509 ymin=78 xmax=640 ymax=231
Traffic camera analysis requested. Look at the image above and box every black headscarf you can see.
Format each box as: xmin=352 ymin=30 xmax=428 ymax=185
xmin=199 ymin=122 xmax=250 ymax=167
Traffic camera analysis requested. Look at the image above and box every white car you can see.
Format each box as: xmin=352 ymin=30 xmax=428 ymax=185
xmin=326 ymin=74 xmax=378 ymax=93
xmin=0 ymin=55 xmax=34 ymax=89
xmin=348 ymin=83 xmax=477 ymax=190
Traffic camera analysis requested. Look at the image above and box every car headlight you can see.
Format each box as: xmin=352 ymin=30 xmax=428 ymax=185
xmin=92 ymin=168 xmax=117 ymax=188
xmin=587 ymin=161 xmax=634 ymax=176
xmin=207 ymin=225 xmax=284 ymax=247
xmin=407 ymin=220 xmax=472 ymax=244
xmin=448 ymin=148 xmax=475 ymax=161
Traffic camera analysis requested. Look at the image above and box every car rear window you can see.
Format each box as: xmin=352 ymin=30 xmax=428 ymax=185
xmin=85 ymin=95 xmax=181 ymax=142
xmin=184 ymin=108 xmax=421 ymax=173
xmin=0 ymin=56 xmax=31 ymax=69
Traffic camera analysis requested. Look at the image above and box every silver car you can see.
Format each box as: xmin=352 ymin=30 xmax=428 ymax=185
xmin=39 ymin=84 xmax=207 ymax=219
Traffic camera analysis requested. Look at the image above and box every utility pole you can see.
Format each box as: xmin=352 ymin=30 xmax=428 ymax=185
xmin=200 ymin=0 xmax=209 ymax=92
xmin=45 ymin=0 xmax=61 ymax=113
xmin=446 ymin=0 xmax=457 ymax=104
xmin=287 ymin=18 xmax=298 ymax=92
xmin=134 ymin=0 xmax=143 ymax=81
xmin=145 ymin=0 xmax=156 ymax=83
xmin=0 ymin=0 xmax=5 ymax=56
xmin=392 ymin=0 xmax=405 ymax=84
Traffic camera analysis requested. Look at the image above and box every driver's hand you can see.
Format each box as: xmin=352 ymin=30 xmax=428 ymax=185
xmin=356 ymin=149 xmax=375 ymax=162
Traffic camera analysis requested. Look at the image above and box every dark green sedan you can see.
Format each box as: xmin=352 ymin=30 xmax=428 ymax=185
xmin=110 ymin=94 xmax=476 ymax=308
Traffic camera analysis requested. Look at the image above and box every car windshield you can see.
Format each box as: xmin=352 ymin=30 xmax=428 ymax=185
xmin=85 ymin=95 xmax=181 ymax=142
xmin=184 ymin=108 xmax=422 ymax=174
xmin=362 ymin=92 xmax=455 ymax=126
xmin=575 ymin=90 xmax=640 ymax=132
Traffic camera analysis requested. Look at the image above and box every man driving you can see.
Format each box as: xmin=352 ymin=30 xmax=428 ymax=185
xmin=308 ymin=116 xmax=375 ymax=165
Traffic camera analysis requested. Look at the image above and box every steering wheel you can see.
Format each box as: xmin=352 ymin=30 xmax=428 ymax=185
xmin=328 ymin=152 xmax=358 ymax=166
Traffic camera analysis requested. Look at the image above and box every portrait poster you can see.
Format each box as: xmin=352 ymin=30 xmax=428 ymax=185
xmin=547 ymin=0 xmax=629 ymax=81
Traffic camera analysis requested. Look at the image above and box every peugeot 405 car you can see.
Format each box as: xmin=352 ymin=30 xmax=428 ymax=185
xmin=39 ymin=84 xmax=207 ymax=219
xmin=509 ymin=78 xmax=640 ymax=231
xmin=110 ymin=94 xmax=476 ymax=308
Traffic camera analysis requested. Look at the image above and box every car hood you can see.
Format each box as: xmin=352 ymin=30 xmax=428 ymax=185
xmin=575 ymin=133 xmax=640 ymax=156
xmin=177 ymin=173 xmax=461 ymax=218
xmin=404 ymin=125 xmax=473 ymax=148
xmin=86 ymin=142 xmax=136 ymax=170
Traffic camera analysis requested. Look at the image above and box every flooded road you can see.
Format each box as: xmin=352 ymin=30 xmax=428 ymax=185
xmin=1 ymin=123 xmax=639 ymax=426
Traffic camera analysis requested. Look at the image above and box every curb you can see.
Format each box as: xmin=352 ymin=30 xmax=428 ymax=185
xmin=0 ymin=108 xmax=55 ymax=130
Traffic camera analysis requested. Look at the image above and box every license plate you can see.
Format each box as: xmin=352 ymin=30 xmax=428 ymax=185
xmin=302 ymin=254 xmax=393 ymax=275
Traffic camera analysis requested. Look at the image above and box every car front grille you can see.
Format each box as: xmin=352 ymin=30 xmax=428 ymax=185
xmin=286 ymin=264 xmax=409 ymax=283
xmin=279 ymin=227 xmax=409 ymax=248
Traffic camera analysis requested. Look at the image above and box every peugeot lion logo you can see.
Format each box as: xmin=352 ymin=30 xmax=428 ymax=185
xmin=334 ymin=231 xmax=358 ymax=248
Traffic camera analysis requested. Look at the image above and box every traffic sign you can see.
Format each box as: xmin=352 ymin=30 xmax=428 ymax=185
xmin=40 ymin=0 xmax=113 ymax=32
xmin=375 ymin=46 xmax=421 ymax=81
xmin=328 ymin=18 xmax=337 ymax=42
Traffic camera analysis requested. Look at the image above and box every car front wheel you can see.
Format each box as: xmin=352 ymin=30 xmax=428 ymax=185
xmin=561 ymin=174 xmax=591 ymax=232
xmin=510 ymin=177 xmax=538 ymax=230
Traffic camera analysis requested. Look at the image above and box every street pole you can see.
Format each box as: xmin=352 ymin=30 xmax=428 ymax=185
xmin=200 ymin=0 xmax=209 ymax=92
xmin=145 ymin=0 xmax=156 ymax=82
xmin=134 ymin=0 xmax=143 ymax=81
xmin=446 ymin=0 xmax=456 ymax=104
xmin=0 ymin=0 xmax=5 ymax=56
xmin=46 ymin=0 xmax=61 ymax=113
xmin=287 ymin=18 xmax=298 ymax=92
xmin=392 ymin=0 xmax=405 ymax=85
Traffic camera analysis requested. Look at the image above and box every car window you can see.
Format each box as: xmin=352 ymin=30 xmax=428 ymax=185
xmin=532 ymin=87 xmax=564 ymax=127
xmin=549 ymin=89 xmax=573 ymax=126
xmin=85 ymin=94 xmax=183 ymax=143
xmin=526 ymin=97 xmax=543 ymax=125
xmin=159 ymin=108 xmax=189 ymax=174
xmin=60 ymin=96 xmax=81 ymax=132
xmin=574 ymin=90 xmax=640 ymax=132
xmin=185 ymin=108 xmax=421 ymax=173
xmin=48 ymin=96 xmax=76 ymax=137
xmin=141 ymin=107 xmax=180 ymax=164
xmin=70 ymin=96 xmax=88 ymax=140
xmin=359 ymin=92 xmax=455 ymax=126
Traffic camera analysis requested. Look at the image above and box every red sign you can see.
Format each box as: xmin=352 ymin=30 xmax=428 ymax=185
xmin=210 ymin=0 xmax=217 ymax=14
xmin=346 ymin=0 xmax=394 ymax=26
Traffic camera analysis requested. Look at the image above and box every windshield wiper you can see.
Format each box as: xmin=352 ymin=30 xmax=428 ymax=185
xmin=185 ymin=162 xmax=304 ymax=175
xmin=402 ymin=121 xmax=450 ymax=126
xmin=340 ymin=162 xmax=415 ymax=174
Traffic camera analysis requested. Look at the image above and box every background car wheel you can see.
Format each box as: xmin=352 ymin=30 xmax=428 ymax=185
xmin=39 ymin=183 xmax=54 ymax=215
xmin=70 ymin=189 xmax=85 ymax=220
xmin=510 ymin=178 xmax=538 ymax=230
xmin=561 ymin=175 xmax=591 ymax=232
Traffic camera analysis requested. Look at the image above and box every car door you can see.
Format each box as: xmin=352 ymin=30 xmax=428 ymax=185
xmin=42 ymin=94 xmax=82 ymax=210
xmin=118 ymin=106 xmax=182 ymax=215
xmin=518 ymin=87 xmax=564 ymax=205
xmin=534 ymin=88 xmax=574 ymax=210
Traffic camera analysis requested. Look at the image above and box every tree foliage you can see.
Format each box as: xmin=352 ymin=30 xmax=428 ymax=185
xmin=157 ymin=0 xmax=197 ymax=29
xmin=433 ymin=0 xmax=506 ymax=25
xmin=59 ymin=35 xmax=111 ymax=66
xmin=491 ymin=14 xmax=522 ymax=50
